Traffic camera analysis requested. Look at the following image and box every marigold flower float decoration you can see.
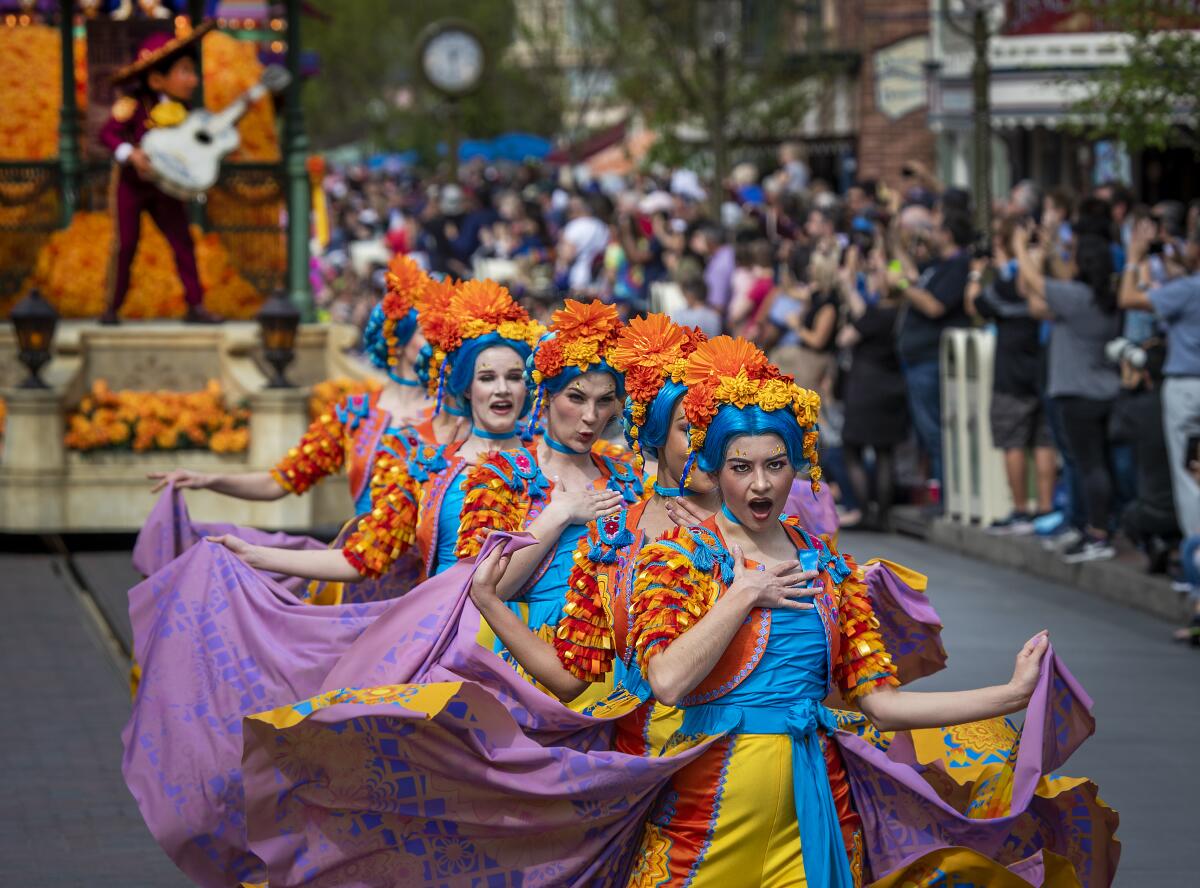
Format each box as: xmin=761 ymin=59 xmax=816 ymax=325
xmin=22 ymin=212 xmax=263 ymax=319
xmin=65 ymin=379 xmax=249 ymax=454
xmin=679 ymin=335 xmax=823 ymax=493
xmin=1 ymin=26 xmax=281 ymax=319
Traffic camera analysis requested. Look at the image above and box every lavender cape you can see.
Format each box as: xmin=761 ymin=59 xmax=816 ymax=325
xmin=786 ymin=476 xmax=840 ymax=537
xmin=132 ymin=485 xmax=418 ymax=604
xmin=124 ymin=533 xmax=707 ymax=888
xmin=239 ymin=561 xmax=1115 ymax=887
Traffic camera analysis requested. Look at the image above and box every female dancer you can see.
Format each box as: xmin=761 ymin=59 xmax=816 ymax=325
xmin=134 ymin=257 xmax=468 ymax=601
xmin=454 ymin=299 xmax=644 ymax=655
xmin=466 ymin=313 xmax=713 ymax=750
xmin=621 ymin=335 xmax=1096 ymax=886
xmin=210 ymin=278 xmax=550 ymax=583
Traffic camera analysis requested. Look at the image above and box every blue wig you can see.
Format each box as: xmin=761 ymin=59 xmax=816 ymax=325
xmin=362 ymin=302 xmax=419 ymax=383
xmin=695 ymin=404 xmax=810 ymax=476
xmin=442 ymin=332 xmax=534 ymax=418
xmin=625 ymin=379 xmax=686 ymax=462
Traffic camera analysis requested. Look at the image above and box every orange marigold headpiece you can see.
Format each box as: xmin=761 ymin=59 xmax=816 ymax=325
xmin=679 ymin=335 xmax=823 ymax=493
xmin=606 ymin=313 xmax=706 ymax=466
xmin=378 ymin=255 xmax=433 ymax=378
xmin=526 ymin=299 xmax=625 ymax=436
xmin=418 ymin=278 xmax=545 ymax=413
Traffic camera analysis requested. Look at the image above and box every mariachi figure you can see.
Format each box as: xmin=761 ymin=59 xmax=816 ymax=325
xmin=98 ymin=22 xmax=220 ymax=324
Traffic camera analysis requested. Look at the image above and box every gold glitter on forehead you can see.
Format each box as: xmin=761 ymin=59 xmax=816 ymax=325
xmin=770 ymin=445 xmax=785 ymax=456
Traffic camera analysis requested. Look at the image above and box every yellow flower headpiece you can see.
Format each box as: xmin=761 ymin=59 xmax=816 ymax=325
xmin=419 ymin=278 xmax=544 ymax=411
xmin=606 ymin=313 xmax=706 ymax=466
xmin=526 ymin=299 xmax=624 ymax=436
xmin=679 ymin=335 xmax=823 ymax=492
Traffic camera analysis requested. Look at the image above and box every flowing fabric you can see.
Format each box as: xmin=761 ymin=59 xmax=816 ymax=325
xmin=132 ymin=485 xmax=421 ymax=604
xmin=241 ymin=534 xmax=712 ymax=888
xmin=861 ymin=559 xmax=947 ymax=685
xmin=122 ymin=541 xmax=396 ymax=887
xmin=786 ymin=476 xmax=839 ymax=537
xmin=835 ymin=646 xmax=1120 ymax=886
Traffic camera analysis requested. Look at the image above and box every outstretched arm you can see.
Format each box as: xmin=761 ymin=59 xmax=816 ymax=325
xmin=469 ymin=547 xmax=589 ymax=701
xmin=148 ymin=469 xmax=287 ymax=501
xmin=208 ymin=535 xmax=363 ymax=582
xmin=858 ymin=630 xmax=1048 ymax=732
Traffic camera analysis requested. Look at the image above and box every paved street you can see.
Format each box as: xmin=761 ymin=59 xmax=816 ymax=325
xmin=1 ymin=533 xmax=1196 ymax=886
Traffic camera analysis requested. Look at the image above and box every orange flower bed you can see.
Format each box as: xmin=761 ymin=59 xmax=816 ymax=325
xmin=1 ymin=26 xmax=280 ymax=319
xmin=308 ymin=377 xmax=381 ymax=421
xmin=65 ymin=379 xmax=249 ymax=454
xmin=0 ymin=26 xmax=276 ymax=162
xmin=25 ymin=210 xmax=264 ymax=319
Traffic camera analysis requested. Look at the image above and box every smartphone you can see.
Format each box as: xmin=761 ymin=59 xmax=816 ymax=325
xmin=1185 ymin=435 xmax=1200 ymax=470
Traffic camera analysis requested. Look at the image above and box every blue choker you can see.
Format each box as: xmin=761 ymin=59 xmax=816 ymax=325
xmin=544 ymin=433 xmax=587 ymax=455
xmin=389 ymin=376 xmax=422 ymax=388
xmin=653 ymin=482 xmax=687 ymax=498
xmin=720 ymin=504 xmax=742 ymax=525
xmin=471 ymin=425 xmax=516 ymax=441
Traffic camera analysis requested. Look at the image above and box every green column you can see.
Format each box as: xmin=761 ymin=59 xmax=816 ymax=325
xmin=57 ymin=0 xmax=80 ymax=226
xmin=283 ymin=0 xmax=313 ymax=319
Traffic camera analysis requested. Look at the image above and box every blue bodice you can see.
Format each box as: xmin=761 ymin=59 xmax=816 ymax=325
xmin=431 ymin=463 xmax=470 ymax=576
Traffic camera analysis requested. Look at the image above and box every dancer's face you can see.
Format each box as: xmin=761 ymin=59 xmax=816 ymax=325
xmin=546 ymin=371 xmax=620 ymax=453
xmin=467 ymin=346 xmax=524 ymax=436
xmin=661 ymin=400 xmax=715 ymax=494
xmin=716 ymin=433 xmax=795 ymax=532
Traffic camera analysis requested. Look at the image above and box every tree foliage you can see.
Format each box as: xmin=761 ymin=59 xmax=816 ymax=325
xmin=301 ymin=0 xmax=564 ymax=155
xmin=1071 ymin=0 xmax=1200 ymax=153
xmin=534 ymin=0 xmax=839 ymax=168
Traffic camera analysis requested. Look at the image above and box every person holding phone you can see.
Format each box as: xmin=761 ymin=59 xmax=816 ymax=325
xmin=1119 ymin=211 xmax=1200 ymax=544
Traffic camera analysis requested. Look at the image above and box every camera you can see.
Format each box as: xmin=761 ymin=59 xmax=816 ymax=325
xmin=1104 ymin=337 xmax=1148 ymax=369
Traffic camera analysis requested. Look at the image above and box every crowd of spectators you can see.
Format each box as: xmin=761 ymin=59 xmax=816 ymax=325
xmin=309 ymin=148 xmax=1200 ymax=635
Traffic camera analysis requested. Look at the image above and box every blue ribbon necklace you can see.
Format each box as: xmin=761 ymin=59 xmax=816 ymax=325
xmin=544 ymin=433 xmax=587 ymax=455
xmin=472 ymin=425 xmax=516 ymax=441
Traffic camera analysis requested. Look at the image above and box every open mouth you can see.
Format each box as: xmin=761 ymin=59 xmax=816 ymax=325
xmin=747 ymin=497 xmax=773 ymax=522
xmin=489 ymin=398 xmax=514 ymax=416
xmin=576 ymin=430 xmax=595 ymax=444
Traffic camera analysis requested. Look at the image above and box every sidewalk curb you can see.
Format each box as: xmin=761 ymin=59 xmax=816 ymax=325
xmin=913 ymin=517 xmax=1189 ymax=623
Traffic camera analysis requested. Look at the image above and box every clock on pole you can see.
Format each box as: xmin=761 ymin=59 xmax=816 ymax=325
xmin=417 ymin=20 xmax=487 ymax=176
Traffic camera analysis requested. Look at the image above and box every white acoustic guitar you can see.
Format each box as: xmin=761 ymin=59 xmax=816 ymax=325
xmin=141 ymin=64 xmax=292 ymax=201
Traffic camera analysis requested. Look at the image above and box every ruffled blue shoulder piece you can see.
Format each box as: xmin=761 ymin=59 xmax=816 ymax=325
xmin=795 ymin=524 xmax=851 ymax=584
xmin=405 ymin=442 xmax=449 ymax=483
xmin=485 ymin=447 xmax=551 ymax=501
xmin=600 ymin=454 xmax=644 ymax=504
xmin=335 ymin=392 xmax=373 ymax=432
xmin=589 ymin=508 xmax=634 ymax=564
xmin=655 ymin=526 xmax=735 ymax=586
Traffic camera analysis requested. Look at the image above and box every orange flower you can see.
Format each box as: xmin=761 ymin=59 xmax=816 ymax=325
xmin=451 ymin=279 xmax=527 ymax=327
xmin=384 ymin=254 xmax=430 ymax=315
xmin=534 ymin=336 xmax=565 ymax=378
xmin=607 ymin=313 xmax=704 ymax=401
xmin=549 ymin=299 xmax=622 ymax=346
xmin=683 ymin=336 xmax=771 ymax=389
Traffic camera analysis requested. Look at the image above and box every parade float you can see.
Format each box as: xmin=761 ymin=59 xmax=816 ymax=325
xmin=0 ymin=2 xmax=372 ymax=532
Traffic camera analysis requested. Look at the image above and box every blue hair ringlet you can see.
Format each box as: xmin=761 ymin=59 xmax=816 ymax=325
xmin=626 ymin=379 xmax=686 ymax=463
xmin=362 ymin=302 xmax=419 ymax=384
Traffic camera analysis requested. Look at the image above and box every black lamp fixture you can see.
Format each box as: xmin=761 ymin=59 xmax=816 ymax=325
xmin=256 ymin=289 xmax=301 ymax=388
xmin=10 ymin=288 xmax=58 ymax=389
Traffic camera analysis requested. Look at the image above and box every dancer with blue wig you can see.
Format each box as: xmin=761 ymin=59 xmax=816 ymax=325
xmin=211 ymin=278 xmax=548 ymax=582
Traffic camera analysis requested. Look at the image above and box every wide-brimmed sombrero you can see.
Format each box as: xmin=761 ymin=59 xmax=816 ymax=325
xmin=111 ymin=20 xmax=216 ymax=84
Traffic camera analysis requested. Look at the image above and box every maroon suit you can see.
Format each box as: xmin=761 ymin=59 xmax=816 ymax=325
xmin=98 ymin=97 xmax=204 ymax=312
